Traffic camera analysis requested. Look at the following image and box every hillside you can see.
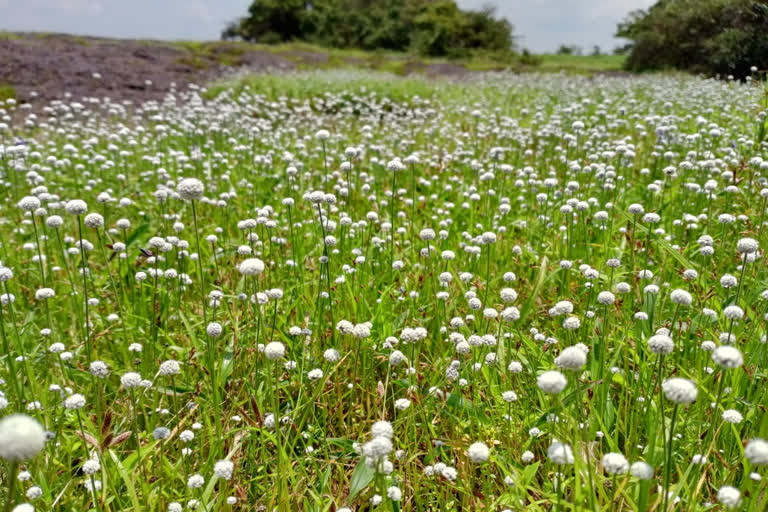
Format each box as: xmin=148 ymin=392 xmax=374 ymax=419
xmin=0 ymin=32 xmax=625 ymax=105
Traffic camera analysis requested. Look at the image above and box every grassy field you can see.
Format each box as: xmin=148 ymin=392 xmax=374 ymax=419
xmin=0 ymin=68 xmax=767 ymax=512
xmin=537 ymin=54 xmax=626 ymax=73
xmin=0 ymin=31 xmax=624 ymax=77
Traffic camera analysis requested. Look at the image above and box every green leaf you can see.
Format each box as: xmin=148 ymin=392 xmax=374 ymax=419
xmin=521 ymin=255 xmax=548 ymax=320
xmin=108 ymin=450 xmax=141 ymax=512
xmin=125 ymin=222 xmax=150 ymax=247
xmin=348 ymin=459 xmax=375 ymax=500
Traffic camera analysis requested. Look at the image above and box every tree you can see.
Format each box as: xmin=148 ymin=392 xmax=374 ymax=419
xmin=222 ymin=0 xmax=515 ymax=57
xmin=617 ymin=0 xmax=768 ymax=77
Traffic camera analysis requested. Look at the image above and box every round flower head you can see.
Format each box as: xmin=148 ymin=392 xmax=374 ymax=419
xmin=159 ymin=360 xmax=181 ymax=376
xmin=63 ymin=393 xmax=86 ymax=409
xmin=745 ymin=439 xmax=768 ymax=465
xmin=264 ymin=342 xmax=285 ymax=360
xmin=647 ymin=334 xmax=674 ymax=355
xmin=187 ymin=474 xmax=205 ymax=489
xmin=717 ymin=486 xmax=741 ymax=508
xmin=371 ymin=420 xmax=393 ymax=439
xmin=548 ymin=441 xmax=574 ymax=465
xmin=596 ymin=291 xmax=615 ymax=305
xmin=385 ymin=486 xmax=402 ymax=502
xmin=0 ymin=414 xmax=46 ymax=461
xmin=177 ymin=178 xmax=204 ymax=200
xmin=555 ymin=346 xmax=587 ymax=370
xmin=712 ymin=345 xmax=743 ymax=369
xmin=662 ymin=378 xmax=697 ymax=404
xmin=206 ymin=322 xmax=222 ymax=338
xmin=18 ymin=196 xmax=41 ymax=211
xmin=630 ymin=461 xmax=653 ymax=480
xmin=45 ymin=215 xmax=63 ymax=229
xmin=65 ymin=199 xmax=88 ymax=215
xmin=35 ymin=288 xmax=55 ymax=300
xmin=601 ymin=452 xmax=629 ymax=475
xmin=669 ymin=289 xmax=692 ymax=306
xmin=362 ymin=436 xmax=392 ymax=460
xmin=537 ymin=370 xmax=567 ymax=393
xmin=121 ymin=372 xmax=142 ymax=388
xmin=467 ymin=442 xmax=490 ymax=463
xmin=83 ymin=213 xmax=104 ymax=229
xmin=737 ymin=237 xmax=758 ymax=254
xmin=213 ymin=459 xmax=234 ymax=480
xmin=238 ymin=258 xmax=264 ymax=276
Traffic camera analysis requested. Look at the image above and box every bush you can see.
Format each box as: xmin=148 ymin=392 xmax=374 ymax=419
xmin=222 ymin=0 xmax=515 ymax=58
xmin=617 ymin=0 xmax=768 ymax=77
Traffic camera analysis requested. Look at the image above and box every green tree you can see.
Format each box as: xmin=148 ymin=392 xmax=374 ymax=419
xmin=617 ymin=0 xmax=768 ymax=77
xmin=222 ymin=0 xmax=515 ymax=57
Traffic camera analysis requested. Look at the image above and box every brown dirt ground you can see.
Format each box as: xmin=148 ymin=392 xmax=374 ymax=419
xmin=0 ymin=33 xmax=299 ymax=104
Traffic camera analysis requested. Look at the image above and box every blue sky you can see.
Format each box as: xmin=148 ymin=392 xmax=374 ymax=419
xmin=0 ymin=0 xmax=655 ymax=53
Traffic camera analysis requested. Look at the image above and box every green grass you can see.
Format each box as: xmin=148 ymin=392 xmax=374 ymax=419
xmin=0 ymin=84 xmax=15 ymax=101
xmin=537 ymin=54 xmax=626 ymax=73
xmin=2 ymin=66 xmax=763 ymax=512
xmin=203 ymin=70 xmax=462 ymax=103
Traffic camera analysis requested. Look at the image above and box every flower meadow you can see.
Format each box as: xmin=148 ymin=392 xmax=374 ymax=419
xmin=1 ymin=70 xmax=768 ymax=511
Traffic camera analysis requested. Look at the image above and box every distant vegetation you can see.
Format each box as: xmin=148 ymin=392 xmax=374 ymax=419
xmin=617 ymin=0 xmax=768 ymax=77
xmin=222 ymin=0 xmax=514 ymax=58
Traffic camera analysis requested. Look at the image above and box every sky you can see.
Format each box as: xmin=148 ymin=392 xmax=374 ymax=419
xmin=0 ymin=0 xmax=656 ymax=53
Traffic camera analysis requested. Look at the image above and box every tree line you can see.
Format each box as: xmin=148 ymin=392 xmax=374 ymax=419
xmin=222 ymin=0 xmax=514 ymax=58
xmin=617 ymin=0 xmax=768 ymax=77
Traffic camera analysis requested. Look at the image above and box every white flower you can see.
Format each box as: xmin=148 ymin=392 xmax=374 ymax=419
xmin=630 ymin=461 xmax=653 ymax=479
xmin=712 ymin=346 xmax=743 ymax=369
xmin=83 ymin=213 xmax=104 ymax=229
xmin=648 ymin=334 xmax=674 ymax=355
xmin=555 ymin=346 xmax=587 ymax=370
xmin=187 ymin=474 xmax=205 ymax=489
xmin=597 ymin=291 xmax=615 ymax=305
xmin=264 ymin=342 xmax=285 ymax=360
xmin=537 ymin=370 xmax=567 ymax=393
xmin=206 ymin=322 xmax=223 ymax=338
xmin=386 ymin=486 xmax=402 ymax=501
xmin=0 ymin=415 xmax=46 ymax=461
xmin=371 ymin=421 xmax=394 ymax=439
xmin=722 ymin=409 xmax=743 ymax=424
xmin=394 ymin=398 xmax=411 ymax=411
xmin=737 ymin=237 xmax=758 ymax=254
xmin=362 ymin=437 xmax=392 ymax=460
xmin=65 ymin=199 xmax=88 ymax=215
xmin=601 ymin=452 xmax=629 ymax=475
xmin=238 ymin=258 xmax=265 ymax=276
xmin=745 ymin=439 xmax=768 ymax=465
xmin=121 ymin=372 xmax=142 ymax=388
xmin=669 ymin=289 xmax=692 ymax=306
xmin=723 ymin=305 xmax=744 ymax=320
xmin=662 ymin=378 xmax=697 ymax=404
xmin=213 ymin=459 xmax=234 ymax=480
xmin=467 ymin=442 xmax=489 ymax=463
xmin=548 ymin=441 xmax=574 ymax=465
xmin=18 ymin=196 xmax=41 ymax=211
xmin=502 ymin=391 xmax=517 ymax=402
xmin=83 ymin=459 xmax=101 ymax=475
xmin=717 ymin=486 xmax=741 ymax=508
xmin=177 ymin=178 xmax=204 ymax=200
xmin=63 ymin=393 xmax=86 ymax=409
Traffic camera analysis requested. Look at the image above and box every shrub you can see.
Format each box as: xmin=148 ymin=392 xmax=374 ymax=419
xmin=617 ymin=0 xmax=768 ymax=77
xmin=222 ymin=0 xmax=515 ymax=58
